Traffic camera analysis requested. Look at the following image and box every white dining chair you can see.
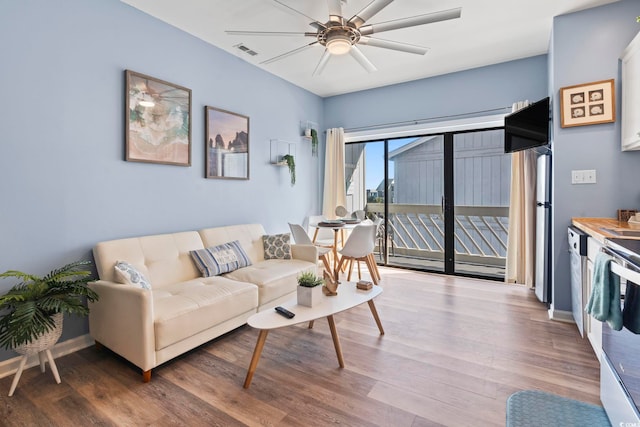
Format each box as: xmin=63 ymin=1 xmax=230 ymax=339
xmin=289 ymin=223 xmax=332 ymax=272
xmin=307 ymin=215 xmax=335 ymax=247
xmin=335 ymin=224 xmax=379 ymax=285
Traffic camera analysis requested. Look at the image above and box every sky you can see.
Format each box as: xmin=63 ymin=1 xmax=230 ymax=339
xmin=364 ymin=138 xmax=416 ymax=190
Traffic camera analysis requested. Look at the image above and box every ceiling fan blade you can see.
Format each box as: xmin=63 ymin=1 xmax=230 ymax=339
xmin=359 ymin=37 xmax=428 ymax=55
xmin=349 ymin=46 xmax=377 ymax=73
xmin=226 ymin=30 xmax=315 ymax=37
xmin=261 ymin=42 xmax=319 ymax=65
xmin=270 ymin=0 xmax=325 ymax=29
xmin=348 ymin=0 xmax=394 ymax=28
xmin=359 ymin=7 xmax=462 ymax=36
xmin=312 ymin=49 xmax=332 ymax=76
xmin=327 ymin=0 xmax=343 ymax=23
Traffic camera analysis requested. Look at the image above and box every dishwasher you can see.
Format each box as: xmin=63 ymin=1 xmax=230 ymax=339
xmin=568 ymin=226 xmax=588 ymax=337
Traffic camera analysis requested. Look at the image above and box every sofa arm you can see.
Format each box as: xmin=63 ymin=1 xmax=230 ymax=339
xmin=88 ymin=280 xmax=156 ymax=372
xmin=291 ymin=244 xmax=318 ymax=264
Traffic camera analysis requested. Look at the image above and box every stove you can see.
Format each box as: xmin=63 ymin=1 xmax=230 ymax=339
xmin=602 ymin=237 xmax=640 ymax=424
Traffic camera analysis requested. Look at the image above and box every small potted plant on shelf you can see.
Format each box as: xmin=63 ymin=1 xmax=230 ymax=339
xmin=282 ymin=154 xmax=296 ymax=186
xmin=0 ymin=260 xmax=99 ymax=353
xmin=297 ymin=271 xmax=324 ymax=307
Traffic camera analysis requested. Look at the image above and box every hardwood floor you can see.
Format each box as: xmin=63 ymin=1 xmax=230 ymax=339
xmin=0 ymin=267 xmax=600 ymax=426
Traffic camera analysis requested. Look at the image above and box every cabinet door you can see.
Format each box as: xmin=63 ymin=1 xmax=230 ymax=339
xmin=622 ymin=31 xmax=640 ymax=151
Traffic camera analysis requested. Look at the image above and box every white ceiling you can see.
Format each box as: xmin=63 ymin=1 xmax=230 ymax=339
xmin=121 ymin=0 xmax=620 ymax=97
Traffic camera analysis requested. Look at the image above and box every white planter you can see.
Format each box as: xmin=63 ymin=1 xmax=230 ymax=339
xmin=14 ymin=312 xmax=63 ymax=356
xmin=297 ymin=285 xmax=323 ymax=307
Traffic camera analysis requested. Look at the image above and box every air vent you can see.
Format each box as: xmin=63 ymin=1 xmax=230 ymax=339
xmin=234 ymin=44 xmax=258 ymax=57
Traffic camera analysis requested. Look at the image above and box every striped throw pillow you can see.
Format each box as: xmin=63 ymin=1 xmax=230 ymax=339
xmin=190 ymin=240 xmax=252 ymax=277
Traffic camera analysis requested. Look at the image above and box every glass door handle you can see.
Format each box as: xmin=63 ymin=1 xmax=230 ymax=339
xmin=441 ymin=196 xmax=445 ymax=213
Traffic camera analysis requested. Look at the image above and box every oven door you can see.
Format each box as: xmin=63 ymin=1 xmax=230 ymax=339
xmin=601 ymin=250 xmax=640 ymax=425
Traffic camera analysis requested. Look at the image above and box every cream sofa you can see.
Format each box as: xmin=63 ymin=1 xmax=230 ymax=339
xmin=88 ymin=223 xmax=317 ymax=382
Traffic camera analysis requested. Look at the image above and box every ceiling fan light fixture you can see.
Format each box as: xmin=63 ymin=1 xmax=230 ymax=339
xmin=326 ymin=34 xmax=352 ymax=55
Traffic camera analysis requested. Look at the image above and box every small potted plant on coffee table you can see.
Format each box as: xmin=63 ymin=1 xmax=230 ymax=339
xmin=297 ymin=271 xmax=324 ymax=307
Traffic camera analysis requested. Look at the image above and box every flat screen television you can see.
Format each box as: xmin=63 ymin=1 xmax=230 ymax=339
xmin=504 ymin=97 xmax=550 ymax=153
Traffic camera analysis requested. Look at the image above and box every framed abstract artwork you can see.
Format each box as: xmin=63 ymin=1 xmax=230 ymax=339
xmin=205 ymin=106 xmax=250 ymax=180
xmin=559 ymin=79 xmax=615 ymax=128
xmin=125 ymin=70 xmax=192 ymax=166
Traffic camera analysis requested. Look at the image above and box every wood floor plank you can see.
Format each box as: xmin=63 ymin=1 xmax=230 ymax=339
xmin=0 ymin=267 xmax=601 ymax=426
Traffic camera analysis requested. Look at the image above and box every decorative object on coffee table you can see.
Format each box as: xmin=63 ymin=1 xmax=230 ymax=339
xmin=297 ymin=271 xmax=323 ymax=307
xmin=323 ymin=269 xmax=338 ymax=296
xmin=357 ymin=280 xmax=373 ymax=290
xmin=0 ymin=260 xmax=99 ymax=396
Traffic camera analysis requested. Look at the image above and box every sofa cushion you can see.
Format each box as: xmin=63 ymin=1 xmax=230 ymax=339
xmin=190 ymin=240 xmax=252 ymax=277
xmin=199 ymin=224 xmax=267 ymax=264
xmin=114 ymin=261 xmax=152 ymax=289
xmin=224 ymin=259 xmax=315 ymax=306
xmin=152 ymin=276 xmax=258 ymax=350
xmin=93 ymin=231 xmax=204 ymax=288
xmin=262 ymin=233 xmax=292 ymax=260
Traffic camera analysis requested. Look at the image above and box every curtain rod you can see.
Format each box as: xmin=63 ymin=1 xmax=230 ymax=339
xmin=342 ymin=106 xmax=513 ymax=133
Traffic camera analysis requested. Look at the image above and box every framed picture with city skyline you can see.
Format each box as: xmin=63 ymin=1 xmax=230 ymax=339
xmin=205 ymin=106 xmax=250 ymax=180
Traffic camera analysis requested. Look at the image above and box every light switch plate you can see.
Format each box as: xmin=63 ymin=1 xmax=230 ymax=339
xmin=571 ymin=169 xmax=597 ymax=184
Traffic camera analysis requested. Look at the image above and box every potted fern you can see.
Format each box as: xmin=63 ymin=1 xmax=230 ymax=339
xmin=0 ymin=260 xmax=99 ymax=353
xmin=297 ymin=271 xmax=324 ymax=307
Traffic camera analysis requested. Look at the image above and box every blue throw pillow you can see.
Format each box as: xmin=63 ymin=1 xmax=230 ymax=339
xmin=190 ymin=240 xmax=252 ymax=277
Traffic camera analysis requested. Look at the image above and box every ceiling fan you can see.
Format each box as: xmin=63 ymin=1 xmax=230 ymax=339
xmin=226 ymin=0 xmax=462 ymax=75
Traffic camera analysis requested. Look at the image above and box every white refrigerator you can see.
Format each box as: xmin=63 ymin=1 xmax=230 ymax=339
xmin=535 ymin=154 xmax=551 ymax=303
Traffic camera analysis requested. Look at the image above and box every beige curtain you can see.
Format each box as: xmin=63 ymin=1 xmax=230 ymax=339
xmin=505 ymin=101 xmax=537 ymax=287
xmin=322 ymin=128 xmax=346 ymax=219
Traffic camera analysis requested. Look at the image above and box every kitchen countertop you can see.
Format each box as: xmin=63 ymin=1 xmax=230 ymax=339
xmin=572 ymin=217 xmax=640 ymax=244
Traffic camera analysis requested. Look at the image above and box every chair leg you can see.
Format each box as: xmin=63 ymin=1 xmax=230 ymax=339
xmin=347 ymin=259 xmax=353 ymax=281
xmin=335 ymin=257 xmax=347 ymax=282
xmin=369 ymin=254 xmax=381 ymax=281
xmin=321 ymin=254 xmax=331 ymax=273
xmin=364 ymin=255 xmax=379 ymax=285
xmin=142 ymin=370 xmax=152 ymax=383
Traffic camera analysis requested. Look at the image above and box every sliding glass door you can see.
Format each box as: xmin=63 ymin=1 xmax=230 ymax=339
xmin=344 ymin=127 xmax=509 ymax=279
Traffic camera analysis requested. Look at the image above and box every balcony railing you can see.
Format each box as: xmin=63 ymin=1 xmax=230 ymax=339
xmin=366 ymin=203 xmax=509 ymax=268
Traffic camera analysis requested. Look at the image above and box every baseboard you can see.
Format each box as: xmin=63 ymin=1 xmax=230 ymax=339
xmin=0 ymin=334 xmax=94 ymax=380
xmin=548 ymin=308 xmax=575 ymax=323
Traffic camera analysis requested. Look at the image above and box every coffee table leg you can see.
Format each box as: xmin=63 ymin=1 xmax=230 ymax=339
xmin=326 ymin=315 xmax=345 ymax=368
xmin=243 ymin=329 xmax=269 ymax=388
xmin=367 ymin=300 xmax=385 ymax=335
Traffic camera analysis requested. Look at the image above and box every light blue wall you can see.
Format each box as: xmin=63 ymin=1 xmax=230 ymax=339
xmin=0 ymin=0 xmax=323 ymax=361
xmin=324 ymin=55 xmax=548 ymax=130
xmin=550 ymin=0 xmax=640 ymax=312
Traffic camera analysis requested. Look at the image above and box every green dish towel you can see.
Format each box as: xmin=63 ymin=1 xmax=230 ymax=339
xmin=585 ymin=252 xmax=622 ymax=330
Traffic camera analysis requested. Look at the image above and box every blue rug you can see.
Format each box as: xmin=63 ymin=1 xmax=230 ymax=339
xmin=506 ymin=390 xmax=611 ymax=426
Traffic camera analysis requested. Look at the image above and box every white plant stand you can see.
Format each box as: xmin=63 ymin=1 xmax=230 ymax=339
xmin=8 ymin=313 xmax=63 ymax=396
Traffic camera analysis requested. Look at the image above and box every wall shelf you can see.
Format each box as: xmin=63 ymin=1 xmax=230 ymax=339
xmin=270 ymin=139 xmax=296 ymax=165
xmin=300 ymin=120 xmax=318 ymax=139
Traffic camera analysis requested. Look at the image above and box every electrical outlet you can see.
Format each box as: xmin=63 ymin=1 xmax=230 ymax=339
xmin=571 ymin=170 xmax=583 ymax=184
xmin=584 ymin=169 xmax=596 ymax=183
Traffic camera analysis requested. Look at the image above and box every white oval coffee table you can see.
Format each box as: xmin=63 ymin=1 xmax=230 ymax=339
xmin=243 ymin=282 xmax=384 ymax=388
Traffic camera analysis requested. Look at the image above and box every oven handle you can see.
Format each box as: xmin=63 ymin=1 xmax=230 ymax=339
xmin=611 ymin=262 xmax=640 ymax=285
